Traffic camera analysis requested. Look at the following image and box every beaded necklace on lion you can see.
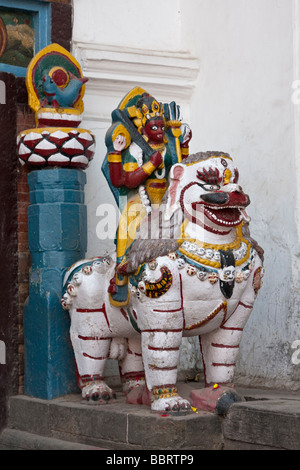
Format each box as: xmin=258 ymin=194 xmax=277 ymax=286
xmin=177 ymin=219 xmax=251 ymax=269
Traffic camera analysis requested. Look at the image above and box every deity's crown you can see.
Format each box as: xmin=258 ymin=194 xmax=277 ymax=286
xmin=126 ymin=93 xmax=165 ymax=130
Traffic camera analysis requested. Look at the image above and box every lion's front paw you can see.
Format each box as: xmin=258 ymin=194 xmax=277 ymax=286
xmin=82 ymin=381 xmax=116 ymax=403
xmin=151 ymin=387 xmax=190 ymax=413
xmin=151 ymin=396 xmax=191 ymax=413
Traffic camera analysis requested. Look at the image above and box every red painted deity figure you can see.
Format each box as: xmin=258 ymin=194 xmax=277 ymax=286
xmin=102 ymin=87 xmax=192 ymax=306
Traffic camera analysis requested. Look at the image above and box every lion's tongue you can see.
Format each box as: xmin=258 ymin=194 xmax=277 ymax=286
xmin=207 ymin=207 xmax=241 ymax=223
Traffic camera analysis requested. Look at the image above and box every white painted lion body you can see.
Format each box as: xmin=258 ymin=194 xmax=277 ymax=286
xmin=62 ymin=152 xmax=263 ymax=412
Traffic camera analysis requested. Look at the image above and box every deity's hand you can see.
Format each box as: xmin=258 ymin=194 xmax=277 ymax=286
xmin=180 ymin=123 xmax=192 ymax=144
xmin=113 ymin=134 xmax=127 ymax=152
xmin=150 ymin=151 xmax=163 ymax=168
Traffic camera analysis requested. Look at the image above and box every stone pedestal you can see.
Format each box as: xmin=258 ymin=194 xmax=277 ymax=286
xmin=24 ymin=169 xmax=87 ymax=399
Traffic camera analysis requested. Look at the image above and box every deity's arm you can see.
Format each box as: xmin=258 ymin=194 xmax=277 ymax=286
xmin=163 ymin=102 xmax=192 ymax=161
xmin=107 ymin=150 xmax=163 ymax=189
xmin=179 ymin=124 xmax=192 ymax=159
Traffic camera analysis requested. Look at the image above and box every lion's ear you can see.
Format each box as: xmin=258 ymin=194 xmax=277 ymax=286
xmin=164 ymin=164 xmax=185 ymax=220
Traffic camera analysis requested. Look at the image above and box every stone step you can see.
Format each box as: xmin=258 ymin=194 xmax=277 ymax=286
xmin=0 ymin=388 xmax=223 ymax=450
xmin=1 ymin=384 xmax=300 ymax=450
xmin=223 ymin=397 xmax=300 ymax=450
xmin=0 ymin=428 xmax=104 ymax=450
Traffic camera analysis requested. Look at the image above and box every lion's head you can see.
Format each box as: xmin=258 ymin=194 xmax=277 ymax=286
xmin=126 ymin=151 xmax=254 ymax=272
xmin=164 ymin=151 xmax=250 ymax=234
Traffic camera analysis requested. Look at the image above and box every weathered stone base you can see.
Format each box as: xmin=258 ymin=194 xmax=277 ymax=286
xmin=1 ymin=383 xmax=300 ymax=450
xmin=0 ymin=393 xmax=222 ymax=450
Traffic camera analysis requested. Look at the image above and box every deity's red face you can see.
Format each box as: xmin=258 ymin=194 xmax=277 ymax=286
xmin=142 ymin=118 xmax=165 ymax=144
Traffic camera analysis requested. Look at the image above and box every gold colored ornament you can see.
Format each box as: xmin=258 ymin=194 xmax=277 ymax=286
xmin=152 ymin=386 xmax=178 ymax=400
xmin=178 ymin=220 xmax=251 ymax=268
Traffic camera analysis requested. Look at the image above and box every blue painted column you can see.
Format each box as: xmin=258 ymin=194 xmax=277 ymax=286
xmin=24 ymin=168 xmax=87 ymax=399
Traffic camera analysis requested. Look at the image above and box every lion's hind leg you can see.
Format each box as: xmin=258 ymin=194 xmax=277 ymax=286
xmin=118 ymin=336 xmax=149 ymax=405
xmin=62 ymin=256 xmax=117 ymax=403
xmin=70 ymin=308 xmax=116 ymax=403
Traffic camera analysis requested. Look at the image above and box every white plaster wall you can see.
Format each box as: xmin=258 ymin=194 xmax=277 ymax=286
xmin=73 ymin=0 xmax=182 ymax=52
xmin=72 ymin=0 xmax=300 ymax=388
xmin=181 ymin=0 xmax=300 ymax=388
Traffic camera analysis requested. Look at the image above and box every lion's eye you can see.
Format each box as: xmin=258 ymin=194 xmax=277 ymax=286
xmin=199 ymin=183 xmax=220 ymax=191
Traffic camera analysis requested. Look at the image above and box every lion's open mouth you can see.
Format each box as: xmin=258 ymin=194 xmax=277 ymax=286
xmin=204 ymin=206 xmax=243 ymax=226
xmin=189 ymin=189 xmax=250 ymax=228
xmin=191 ymin=202 xmax=244 ymax=227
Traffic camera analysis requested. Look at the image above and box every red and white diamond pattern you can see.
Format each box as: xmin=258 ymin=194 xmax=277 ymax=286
xmin=17 ymin=128 xmax=95 ymax=169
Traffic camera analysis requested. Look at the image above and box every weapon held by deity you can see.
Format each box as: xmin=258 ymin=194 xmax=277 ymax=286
xmin=111 ymin=108 xmax=156 ymax=163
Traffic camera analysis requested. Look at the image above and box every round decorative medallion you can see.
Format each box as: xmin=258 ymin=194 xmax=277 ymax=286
xmin=26 ymin=43 xmax=86 ymax=114
xmin=49 ymin=67 xmax=70 ymax=88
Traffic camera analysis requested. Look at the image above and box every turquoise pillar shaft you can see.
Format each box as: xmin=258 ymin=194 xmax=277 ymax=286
xmin=24 ymin=169 xmax=87 ymax=399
